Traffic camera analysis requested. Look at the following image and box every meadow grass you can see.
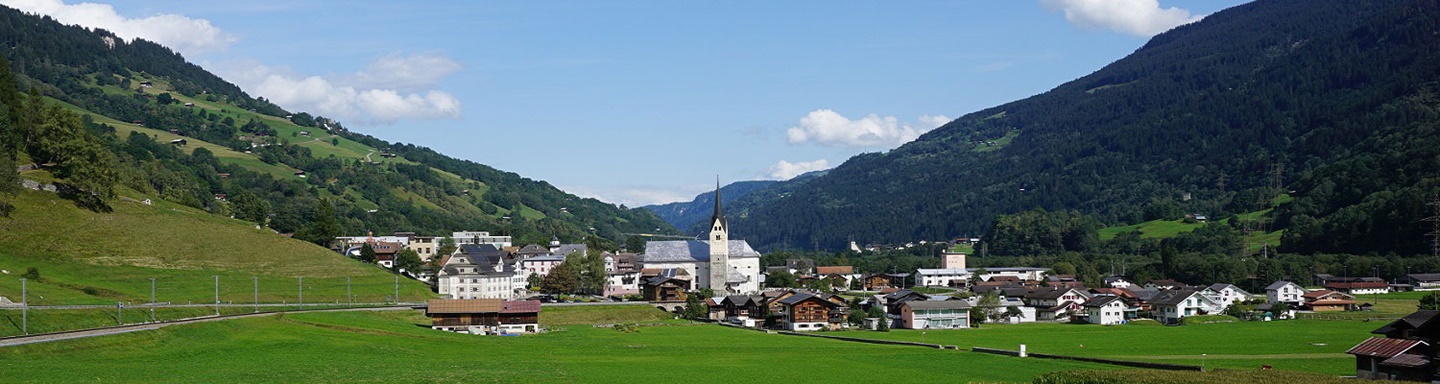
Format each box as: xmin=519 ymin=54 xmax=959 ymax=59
xmin=0 ymin=308 xmax=1114 ymax=383
xmin=830 ymin=319 xmax=1376 ymax=375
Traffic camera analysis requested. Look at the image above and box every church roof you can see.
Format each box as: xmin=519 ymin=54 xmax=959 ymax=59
xmin=639 ymin=240 xmax=761 ymax=262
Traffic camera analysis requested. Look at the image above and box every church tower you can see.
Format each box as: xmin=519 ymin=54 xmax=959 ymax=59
xmin=708 ymin=179 xmax=729 ymax=293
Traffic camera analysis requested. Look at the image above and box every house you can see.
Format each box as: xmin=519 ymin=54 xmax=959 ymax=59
xmin=1090 ymin=288 xmax=1138 ymax=301
xmin=915 ymin=268 xmax=970 ymax=288
xmin=777 ymin=293 xmax=840 ymax=331
xmin=1082 ymin=295 xmax=1131 ymax=325
xmin=883 ymin=289 xmax=931 ymax=315
xmin=1103 ymin=276 xmax=1133 ymax=289
xmin=169 ymin=138 xmax=187 ymax=146
xmin=1266 ymin=281 xmax=1306 ymax=305
xmin=435 ymin=251 xmax=526 ymax=300
xmin=1144 ymin=279 xmax=1185 ymax=291
xmin=1327 ymin=280 xmax=1392 ymax=295
xmin=1303 ymin=290 xmax=1356 ymax=311
xmin=899 ymin=300 xmax=970 ymax=329
xmin=720 ymin=295 xmax=768 ymax=326
xmin=1406 ymin=274 xmax=1440 ymax=290
xmin=603 ymin=253 xmax=641 ymax=297
xmin=425 ymin=299 xmax=540 ymax=334
xmin=1202 ymin=283 xmax=1253 ymax=308
xmin=1151 ymin=289 xmax=1221 ymax=325
xmin=1023 ymin=287 xmax=1090 ymax=321
xmin=1349 ymin=311 xmax=1440 ymax=380
xmin=641 ymin=269 xmax=691 ymax=302
xmin=863 ymin=273 xmax=912 ymax=291
xmin=971 ymin=267 xmax=1048 ymax=281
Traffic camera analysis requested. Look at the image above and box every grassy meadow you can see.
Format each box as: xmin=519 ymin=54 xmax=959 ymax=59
xmin=0 ymin=307 xmax=1113 ymax=383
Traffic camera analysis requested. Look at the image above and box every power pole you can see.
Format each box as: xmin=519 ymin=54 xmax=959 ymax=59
xmin=20 ymin=278 xmax=27 ymax=335
xmin=252 ymin=276 xmax=258 ymax=313
xmin=297 ymin=277 xmax=303 ymax=309
xmin=1426 ymin=200 xmax=1440 ymax=258
xmin=347 ymin=277 xmax=352 ymax=307
xmin=213 ymin=275 xmax=220 ymax=316
xmin=394 ymin=275 xmax=399 ymax=304
xmin=149 ymin=278 xmax=156 ymax=322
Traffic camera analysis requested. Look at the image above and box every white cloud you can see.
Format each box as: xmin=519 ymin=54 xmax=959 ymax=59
xmin=768 ymin=159 xmax=831 ymax=180
xmin=215 ymin=55 xmax=463 ymax=125
xmin=1041 ymin=0 xmax=1204 ymax=37
xmin=786 ymin=109 xmax=951 ymax=149
xmin=1 ymin=0 xmax=235 ymax=56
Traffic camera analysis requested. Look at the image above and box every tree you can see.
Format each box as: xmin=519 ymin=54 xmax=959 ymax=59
xmin=298 ymin=198 xmax=340 ymax=246
xmin=1420 ymin=292 xmax=1440 ymax=310
xmin=1052 ymin=262 xmax=1077 ymax=276
xmin=1270 ymin=301 xmax=1292 ymax=319
xmin=682 ymin=292 xmax=708 ymax=320
xmin=436 ymin=236 xmax=457 ymax=258
xmin=541 ymin=261 xmax=580 ymax=294
xmin=766 ymin=270 xmax=799 ymax=288
xmin=625 ymin=236 xmax=645 ymax=254
xmin=358 ymin=243 xmax=376 ymax=263
xmin=977 ymin=291 xmax=1002 ymax=322
xmin=393 ymin=249 xmax=422 ymax=274
xmin=527 ymin=273 xmax=542 ymax=290
xmin=570 ymin=251 xmax=605 ymax=294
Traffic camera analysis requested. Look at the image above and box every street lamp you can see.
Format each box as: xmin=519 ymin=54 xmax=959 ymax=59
xmin=213 ymin=275 xmax=220 ymax=316
xmin=1201 ymin=353 xmax=1207 ymax=372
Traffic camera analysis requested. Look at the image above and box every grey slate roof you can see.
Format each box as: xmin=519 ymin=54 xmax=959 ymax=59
xmin=1081 ymin=295 xmax=1124 ymax=308
xmin=1205 ymin=283 xmax=1250 ymax=296
xmin=552 ymin=244 xmax=588 ymax=257
xmin=1408 ymin=274 xmax=1440 ymax=282
xmin=640 ymin=240 xmax=761 ymax=262
xmin=1266 ymin=280 xmax=1298 ymax=290
xmin=1151 ymin=289 xmax=1204 ymax=306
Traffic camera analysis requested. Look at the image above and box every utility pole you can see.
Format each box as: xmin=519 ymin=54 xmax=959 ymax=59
xmin=394 ymin=274 xmax=399 ymax=304
xmin=252 ymin=276 xmax=258 ymax=313
xmin=1426 ymin=199 xmax=1440 ymax=258
xmin=297 ymin=277 xmax=303 ymax=309
xmin=213 ymin=275 xmax=220 ymax=316
xmin=347 ymin=276 xmax=352 ymax=307
xmin=150 ymin=278 xmax=156 ymax=322
xmin=20 ymin=278 xmax=27 ymax=335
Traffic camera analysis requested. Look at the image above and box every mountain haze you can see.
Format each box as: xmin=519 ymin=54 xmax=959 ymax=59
xmin=727 ymin=0 xmax=1440 ymax=255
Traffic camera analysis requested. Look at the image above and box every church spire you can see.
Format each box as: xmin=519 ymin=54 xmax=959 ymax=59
xmin=712 ymin=177 xmax=724 ymax=223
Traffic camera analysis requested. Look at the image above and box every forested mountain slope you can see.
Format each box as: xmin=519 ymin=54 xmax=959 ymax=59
xmin=641 ymin=180 xmax=776 ymax=234
xmin=727 ymin=0 xmax=1440 ymax=255
xmin=0 ymin=5 xmax=674 ymax=249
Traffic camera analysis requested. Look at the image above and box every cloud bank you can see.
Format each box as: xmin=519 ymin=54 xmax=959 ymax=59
xmin=216 ymin=53 xmax=463 ymax=125
xmin=768 ymin=159 xmax=831 ymax=180
xmin=1041 ymin=0 xmax=1204 ymax=37
xmin=786 ymin=109 xmax=951 ymax=149
xmin=1 ymin=0 xmax=235 ymax=56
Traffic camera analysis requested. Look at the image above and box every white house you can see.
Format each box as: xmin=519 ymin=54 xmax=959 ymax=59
xmin=1202 ymin=283 xmax=1252 ymax=308
xmin=915 ymin=268 xmax=971 ymax=287
xmin=1023 ymin=287 xmax=1090 ymax=321
xmin=435 ymin=253 xmax=526 ymax=300
xmin=1152 ymin=289 xmax=1222 ymax=325
xmin=1082 ymin=295 xmax=1129 ymax=325
xmin=970 ymin=267 xmax=1048 ymax=282
xmin=900 ymin=300 xmax=971 ymax=329
xmin=1267 ymin=281 xmax=1305 ymax=305
xmin=451 ymin=231 xmax=513 ymax=249
xmin=1103 ymin=276 xmax=1133 ymax=289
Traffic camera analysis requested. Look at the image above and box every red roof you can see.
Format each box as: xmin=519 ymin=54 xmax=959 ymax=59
xmin=500 ymin=300 xmax=541 ymax=314
xmin=1347 ymin=337 xmax=1426 ymax=358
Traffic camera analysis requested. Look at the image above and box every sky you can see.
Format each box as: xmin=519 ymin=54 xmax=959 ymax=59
xmin=3 ymin=0 xmax=1249 ymax=207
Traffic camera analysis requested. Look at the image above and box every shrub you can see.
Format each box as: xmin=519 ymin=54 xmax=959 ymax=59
xmin=1034 ymin=369 xmax=1359 ymax=384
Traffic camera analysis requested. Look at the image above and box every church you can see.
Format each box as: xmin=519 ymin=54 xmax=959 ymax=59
xmin=638 ymin=182 xmax=762 ymax=295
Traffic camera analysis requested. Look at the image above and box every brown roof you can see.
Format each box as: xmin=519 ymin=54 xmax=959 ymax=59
xmin=501 ymin=300 xmax=542 ymax=314
xmin=816 ymin=266 xmax=854 ymax=275
xmin=1382 ymin=353 xmax=1431 ymax=368
xmin=1303 ymin=290 xmax=1354 ymax=300
xmin=1326 ymin=281 xmax=1389 ymax=290
xmin=1091 ymin=288 xmax=1136 ymax=299
xmin=427 ymin=299 xmax=502 ymax=314
xmin=989 ymin=276 xmax=1022 ymax=283
xmin=1347 ymin=337 xmax=1426 ymax=358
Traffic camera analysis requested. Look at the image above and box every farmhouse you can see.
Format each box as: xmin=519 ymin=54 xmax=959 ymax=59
xmin=425 ymin=299 xmax=540 ymax=334
xmin=1023 ymin=287 xmax=1090 ymax=321
xmin=1303 ymin=290 xmax=1356 ymax=311
xmin=1406 ymin=274 xmax=1440 ymax=290
xmin=1327 ymin=280 xmax=1392 ymax=295
xmin=898 ymin=300 xmax=970 ymax=329
xmin=641 ymin=269 xmax=691 ymax=302
xmin=863 ymin=273 xmax=912 ymax=290
xmin=1349 ymin=310 xmax=1440 ymax=380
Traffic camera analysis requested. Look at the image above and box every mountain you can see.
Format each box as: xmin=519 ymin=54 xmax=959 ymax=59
xmin=0 ymin=5 xmax=676 ymax=250
xmin=641 ymin=180 xmax=777 ymax=233
xmin=726 ymin=0 xmax=1440 ymax=255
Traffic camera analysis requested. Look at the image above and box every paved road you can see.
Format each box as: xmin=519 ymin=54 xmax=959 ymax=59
xmin=0 ymin=305 xmax=416 ymax=348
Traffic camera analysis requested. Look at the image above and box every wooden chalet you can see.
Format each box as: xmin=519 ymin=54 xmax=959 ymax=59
xmin=863 ymin=273 xmax=912 ymax=291
xmin=1303 ymin=290 xmax=1356 ymax=312
xmin=1349 ymin=311 xmax=1440 ymax=381
xmin=777 ymin=293 xmax=840 ymax=331
xmin=426 ymin=299 xmax=540 ymax=334
xmin=641 ymin=275 xmax=689 ymax=302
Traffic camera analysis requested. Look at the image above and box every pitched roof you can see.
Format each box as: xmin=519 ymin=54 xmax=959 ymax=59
xmin=816 ymin=266 xmax=854 ymax=275
xmin=1205 ymin=283 xmax=1248 ymax=295
xmin=1372 ymin=310 xmax=1440 ymax=335
xmin=1346 ymin=337 xmax=1426 ymax=358
xmin=639 ymin=240 xmax=762 ymax=262
xmin=884 ymin=289 xmax=928 ymax=301
xmin=1325 ymin=281 xmax=1389 ymax=289
xmin=1266 ymin=280 xmax=1299 ymax=290
xmin=1408 ymin=273 xmax=1440 ymax=282
xmin=1151 ymin=290 xmax=1207 ymax=306
xmin=1025 ymin=287 xmax=1086 ymax=300
xmin=1381 ymin=353 xmax=1432 ymax=368
xmin=904 ymin=300 xmax=971 ymax=310
xmin=1303 ymin=290 xmax=1354 ymax=300
xmin=1103 ymin=276 xmax=1130 ymax=284
xmin=1081 ymin=295 xmax=1125 ymax=308
xmin=427 ymin=299 xmax=502 ymax=314
xmin=1090 ymin=288 xmax=1136 ymax=298
xmin=500 ymin=300 xmax=542 ymax=314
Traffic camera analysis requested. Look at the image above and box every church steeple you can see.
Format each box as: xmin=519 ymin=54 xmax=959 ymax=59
xmin=711 ymin=178 xmax=725 ymax=228
xmin=708 ymin=177 xmax=730 ymax=293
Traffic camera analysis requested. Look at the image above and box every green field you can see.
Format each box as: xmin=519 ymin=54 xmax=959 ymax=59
xmin=0 ymin=308 xmax=1113 ymax=383
xmin=831 ymin=319 xmax=1376 ymax=375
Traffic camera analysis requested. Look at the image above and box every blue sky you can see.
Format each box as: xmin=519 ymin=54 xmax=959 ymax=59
xmin=5 ymin=0 xmax=1248 ymax=206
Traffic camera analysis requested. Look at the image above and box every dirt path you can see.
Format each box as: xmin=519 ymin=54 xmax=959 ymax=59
xmin=0 ymin=305 xmax=414 ymax=348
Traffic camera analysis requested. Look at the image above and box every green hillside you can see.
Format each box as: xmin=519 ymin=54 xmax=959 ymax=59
xmin=727 ymin=0 xmax=1440 ymax=259
xmin=0 ymin=3 xmax=677 ymax=251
